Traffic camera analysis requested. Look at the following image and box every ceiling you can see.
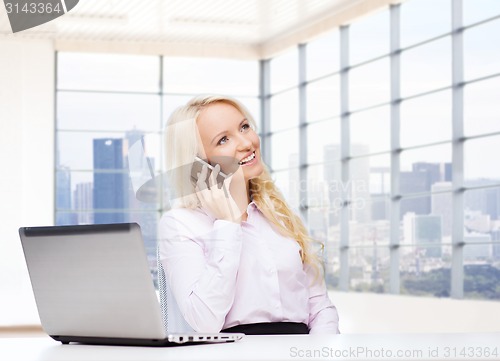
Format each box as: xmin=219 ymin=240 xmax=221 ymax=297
xmin=0 ymin=0 xmax=399 ymax=59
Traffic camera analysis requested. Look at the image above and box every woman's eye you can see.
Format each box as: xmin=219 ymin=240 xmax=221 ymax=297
xmin=218 ymin=136 xmax=227 ymax=145
xmin=241 ymin=124 xmax=250 ymax=131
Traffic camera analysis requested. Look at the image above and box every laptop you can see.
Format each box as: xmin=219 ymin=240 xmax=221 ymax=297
xmin=18 ymin=223 xmax=243 ymax=346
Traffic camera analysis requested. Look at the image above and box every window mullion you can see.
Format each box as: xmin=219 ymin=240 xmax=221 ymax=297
xmin=259 ymin=59 xmax=272 ymax=168
xmin=298 ymin=44 xmax=308 ymax=222
xmin=339 ymin=25 xmax=350 ymax=291
xmin=451 ymin=0 xmax=465 ymax=299
xmin=389 ymin=3 xmax=401 ymax=295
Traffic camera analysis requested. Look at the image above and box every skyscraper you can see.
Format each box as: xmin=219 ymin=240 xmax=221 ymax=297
xmin=402 ymin=212 xmax=442 ymax=258
xmin=56 ymin=165 xmax=73 ymax=225
xmin=74 ymin=182 xmax=93 ymax=224
xmin=323 ymin=144 xmax=342 ymax=226
xmin=400 ymin=162 xmax=450 ymax=219
xmin=93 ymin=138 xmax=128 ymax=224
xmin=370 ymin=166 xmax=390 ymax=221
xmin=431 ymin=182 xmax=452 ymax=237
xmin=349 ymin=144 xmax=371 ymax=224
xmin=465 ymin=179 xmax=500 ymax=221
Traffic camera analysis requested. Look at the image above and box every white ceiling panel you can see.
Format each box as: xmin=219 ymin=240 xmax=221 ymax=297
xmin=0 ymin=0 xmax=400 ymax=59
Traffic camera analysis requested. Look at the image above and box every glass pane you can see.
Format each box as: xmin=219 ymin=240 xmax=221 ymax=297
xmin=272 ymin=168 xmax=300 ymax=211
xmin=464 ymin=77 xmax=500 ymax=137
xmin=350 ymin=106 xmax=390 ymax=155
xmin=349 ymin=8 xmax=390 ymax=65
xmin=401 ymin=37 xmax=452 ymax=97
xmin=57 ymin=131 xmax=162 ymax=172
xmin=309 ymin=162 xmax=342 ymax=226
xmin=324 ymin=241 xmax=340 ymax=288
xmin=306 ymin=29 xmax=340 ymax=80
xmin=464 ymin=258 xmax=500 ymax=300
xmin=162 ymin=57 xmax=258 ymax=95
xmin=322 ymin=144 xmax=342 ymax=163
xmin=57 ymin=92 xmax=160 ymax=132
xmin=351 ymin=154 xmax=391 ymax=194
xmin=349 ymin=246 xmax=390 ymax=293
xmin=400 ymin=144 xmax=452 ymax=194
xmin=463 ymin=0 xmax=500 ymax=26
xmin=56 ymin=169 xmax=160 ymax=214
xmin=270 ymin=48 xmax=298 ymax=93
xmin=465 ymin=187 xmax=500 ymax=227
xmin=431 ymin=191 xmax=454 ymax=238
xmin=270 ymin=129 xmax=298 ymax=171
xmin=349 ymin=58 xmax=390 ymax=111
xmin=464 ymin=19 xmax=500 ymax=81
xmin=350 ymin=199 xmax=390 ymax=246
xmin=464 ymin=135 xmax=500 ymax=187
xmin=307 ymin=207 xmax=330 ymax=240
xmin=307 ymin=119 xmax=340 ymax=164
xmin=306 ymin=75 xmax=340 ymax=122
xmin=400 ymin=245 xmax=452 ymax=297
xmin=270 ymin=89 xmax=299 ymax=132
xmin=56 ymin=168 xmax=162 ymax=212
xmin=401 ymin=90 xmax=452 ymax=148
xmin=56 ymin=170 xmax=92 ymax=213
xmin=57 ymin=52 xmax=160 ymax=92
xmin=370 ymin=196 xmax=391 ymax=221
xmin=344 ymin=154 xmax=391 ymax=245
xmin=400 ymin=0 xmax=451 ymax=48
xmin=350 ymin=155 xmax=390 ymax=226
xmin=306 ymin=164 xmax=331 ymax=208
xmin=463 ymin=228 xmax=500 ymax=299
xmin=400 ymin=193 xmax=453 ymax=241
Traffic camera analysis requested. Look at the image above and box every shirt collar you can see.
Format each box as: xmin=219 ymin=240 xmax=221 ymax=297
xmin=200 ymin=200 xmax=259 ymax=222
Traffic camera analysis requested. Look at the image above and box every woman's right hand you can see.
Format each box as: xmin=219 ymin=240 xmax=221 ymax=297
xmin=194 ymin=163 xmax=246 ymax=223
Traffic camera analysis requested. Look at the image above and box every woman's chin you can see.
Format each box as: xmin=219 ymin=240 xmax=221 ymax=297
xmin=244 ymin=165 xmax=264 ymax=181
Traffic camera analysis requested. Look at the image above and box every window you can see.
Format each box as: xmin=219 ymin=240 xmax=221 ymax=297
xmin=463 ymin=19 xmax=500 ymax=81
xmin=306 ymin=29 xmax=340 ymax=80
xmin=265 ymin=0 xmax=500 ymax=300
xmin=55 ymin=54 xmax=260 ymax=286
xmin=400 ymin=90 xmax=452 ymax=147
xmin=56 ymin=0 xmax=500 ymax=301
xmin=400 ymin=0 xmax=451 ymax=48
xmin=270 ymin=48 xmax=298 ymax=93
xmin=349 ymin=8 xmax=390 ymax=65
xmin=400 ymin=36 xmax=451 ymax=97
xmin=349 ymin=58 xmax=390 ymax=110
xmin=463 ymin=77 xmax=500 ymax=137
xmin=56 ymin=53 xmax=163 ymax=281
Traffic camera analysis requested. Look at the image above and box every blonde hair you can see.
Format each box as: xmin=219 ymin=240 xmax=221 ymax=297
xmin=164 ymin=95 xmax=323 ymax=281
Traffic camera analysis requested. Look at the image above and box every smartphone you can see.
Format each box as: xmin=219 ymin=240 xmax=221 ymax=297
xmin=191 ymin=156 xmax=229 ymax=187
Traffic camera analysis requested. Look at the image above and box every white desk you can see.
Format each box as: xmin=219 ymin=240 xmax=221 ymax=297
xmin=1 ymin=333 xmax=499 ymax=361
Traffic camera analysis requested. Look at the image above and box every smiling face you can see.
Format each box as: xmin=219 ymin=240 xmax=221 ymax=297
xmin=196 ymin=101 xmax=264 ymax=182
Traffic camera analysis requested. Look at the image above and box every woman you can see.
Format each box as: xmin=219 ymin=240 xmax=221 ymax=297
xmin=159 ymin=95 xmax=340 ymax=335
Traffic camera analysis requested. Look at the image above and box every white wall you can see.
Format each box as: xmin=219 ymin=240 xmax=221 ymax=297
xmin=0 ymin=38 xmax=55 ymax=325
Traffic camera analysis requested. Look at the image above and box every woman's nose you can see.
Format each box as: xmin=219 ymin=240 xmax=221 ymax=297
xmin=236 ymin=133 xmax=252 ymax=150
